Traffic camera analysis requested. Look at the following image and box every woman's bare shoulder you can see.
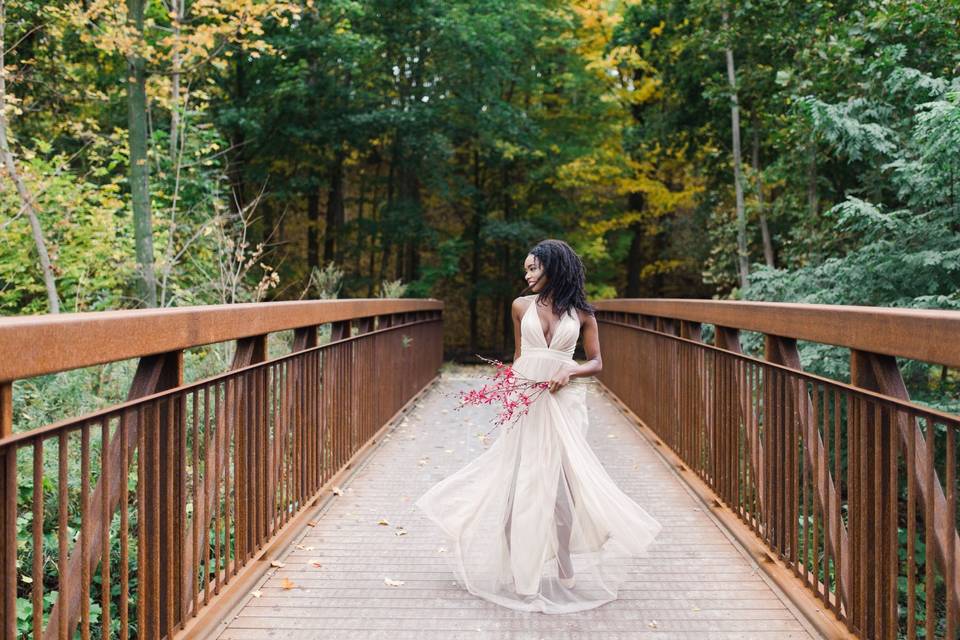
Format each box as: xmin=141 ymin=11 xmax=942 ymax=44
xmin=512 ymin=295 xmax=535 ymax=316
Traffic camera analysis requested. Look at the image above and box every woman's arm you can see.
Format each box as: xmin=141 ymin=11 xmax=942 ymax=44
xmin=511 ymin=297 xmax=528 ymax=362
xmin=546 ymin=311 xmax=602 ymax=393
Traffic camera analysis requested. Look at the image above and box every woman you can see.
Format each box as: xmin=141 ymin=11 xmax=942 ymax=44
xmin=415 ymin=239 xmax=661 ymax=614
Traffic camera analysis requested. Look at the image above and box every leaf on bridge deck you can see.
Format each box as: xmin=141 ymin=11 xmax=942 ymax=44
xmin=384 ymin=577 xmax=405 ymax=587
xmin=281 ymin=578 xmax=298 ymax=590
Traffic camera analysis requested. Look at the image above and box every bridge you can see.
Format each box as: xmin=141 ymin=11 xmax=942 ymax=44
xmin=1 ymin=299 xmax=958 ymax=639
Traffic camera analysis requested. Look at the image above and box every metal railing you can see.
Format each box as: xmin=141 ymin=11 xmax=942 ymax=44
xmin=0 ymin=299 xmax=444 ymax=639
xmin=594 ymin=299 xmax=960 ymax=640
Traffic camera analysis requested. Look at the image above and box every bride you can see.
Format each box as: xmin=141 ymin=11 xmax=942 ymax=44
xmin=415 ymin=238 xmax=662 ymax=614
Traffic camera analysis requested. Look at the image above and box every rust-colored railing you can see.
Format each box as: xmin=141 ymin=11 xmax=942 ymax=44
xmin=594 ymin=300 xmax=960 ymax=640
xmin=0 ymin=299 xmax=443 ymax=639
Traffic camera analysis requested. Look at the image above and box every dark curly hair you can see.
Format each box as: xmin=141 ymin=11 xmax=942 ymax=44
xmin=523 ymin=239 xmax=595 ymax=319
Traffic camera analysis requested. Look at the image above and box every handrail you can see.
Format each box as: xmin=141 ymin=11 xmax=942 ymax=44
xmin=595 ymin=299 xmax=960 ymax=640
xmin=0 ymin=298 xmax=443 ymax=382
xmin=593 ymin=298 xmax=960 ymax=368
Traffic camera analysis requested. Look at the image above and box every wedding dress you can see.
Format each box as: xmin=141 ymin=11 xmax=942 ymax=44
xmin=414 ymin=295 xmax=662 ymax=613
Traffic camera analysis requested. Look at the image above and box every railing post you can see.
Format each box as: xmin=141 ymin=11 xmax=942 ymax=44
xmin=293 ymin=326 xmax=319 ymax=352
xmin=331 ymin=320 xmax=351 ymax=341
xmin=1 ymin=381 xmax=14 ymax=640
xmin=680 ymin=321 xmax=702 ymax=341
xmin=356 ymin=316 xmax=374 ymax=334
xmin=850 ymin=349 xmax=960 ymax=622
xmin=715 ymin=326 xmax=742 ymax=353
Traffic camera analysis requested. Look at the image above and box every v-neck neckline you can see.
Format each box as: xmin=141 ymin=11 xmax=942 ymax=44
xmin=527 ymin=296 xmax=563 ymax=348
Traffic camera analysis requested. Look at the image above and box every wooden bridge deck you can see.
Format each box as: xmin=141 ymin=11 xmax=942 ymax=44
xmin=213 ymin=369 xmax=821 ymax=640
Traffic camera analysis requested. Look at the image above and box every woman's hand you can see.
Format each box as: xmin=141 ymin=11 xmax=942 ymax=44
xmin=547 ymin=367 xmax=574 ymax=393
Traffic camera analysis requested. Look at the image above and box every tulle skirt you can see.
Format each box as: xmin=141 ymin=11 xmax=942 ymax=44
xmin=415 ymin=350 xmax=662 ymax=613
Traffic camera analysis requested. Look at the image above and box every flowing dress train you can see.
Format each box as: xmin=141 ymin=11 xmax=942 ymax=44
xmin=415 ymin=296 xmax=662 ymax=613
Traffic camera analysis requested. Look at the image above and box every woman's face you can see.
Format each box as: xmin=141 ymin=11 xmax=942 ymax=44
xmin=524 ymin=254 xmax=545 ymax=292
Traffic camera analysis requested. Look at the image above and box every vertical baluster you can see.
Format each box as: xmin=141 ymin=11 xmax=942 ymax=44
xmin=924 ymin=415 xmax=936 ymax=640
xmin=58 ymin=432 xmax=69 ymax=639
xmin=119 ymin=412 xmax=129 ymax=640
xmin=227 ymin=376 xmax=236 ymax=581
xmin=192 ymin=389 xmax=200 ymax=617
xmin=137 ymin=407 xmax=147 ymax=640
xmin=80 ymin=423 xmax=91 ymax=640
xmin=907 ymin=409 xmax=917 ymax=638
xmin=32 ymin=440 xmax=44 ymax=638
xmin=833 ymin=389 xmax=844 ymax=621
xmin=214 ymin=382 xmax=223 ymax=594
xmin=100 ymin=420 xmax=111 ymax=637
xmin=788 ymin=374 xmax=797 ymax=572
xmin=814 ymin=384 xmax=826 ymax=602
xmin=202 ymin=385 xmax=212 ymax=605
xmin=946 ymin=419 xmax=956 ymax=640
xmin=888 ymin=406 xmax=899 ymax=640
xmin=165 ymin=396 xmax=176 ymax=639
xmin=151 ymin=402 xmax=161 ymax=636
xmin=873 ymin=402 xmax=882 ymax=638
xmin=858 ymin=398 xmax=868 ymax=634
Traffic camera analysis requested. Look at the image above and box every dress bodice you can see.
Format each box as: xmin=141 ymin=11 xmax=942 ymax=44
xmin=520 ymin=295 xmax=579 ymax=360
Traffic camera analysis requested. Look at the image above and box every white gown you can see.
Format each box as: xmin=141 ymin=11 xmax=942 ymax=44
xmin=415 ymin=296 xmax=662 ymax=613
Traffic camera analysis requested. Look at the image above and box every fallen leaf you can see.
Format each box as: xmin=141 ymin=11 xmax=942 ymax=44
xmin=281 ymin=577 xmax=297 ymax=590
xmin=250 ymin=590 xmax=262 ymax=598
xmin=308 ymin=559 xmax=323 ymax=568
xmin=377 ymin=518 xmax=390 ymax=526
xmin=395 ymin=528 xmax=407 ymax=536
xmin=648 ymin=620 xmax=658 ymax=629
xmin=303 ymin=545 xmax=315 ymax=551
xmin=384 ymin=577 xmax=405 ymax=587
xmin=437 ymin=546 xmax=447 ymax=553
xmin=270 ymin=560 xmax=285 ymax=568
xmin=295 ymin=544 xmax=306 ymax=550
xmin=332 ymin=486 xmax=343 ymax=496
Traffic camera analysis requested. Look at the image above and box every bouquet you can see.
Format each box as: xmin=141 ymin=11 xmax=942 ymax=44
xmin=454 ymin=354 xmax=550 ymax=438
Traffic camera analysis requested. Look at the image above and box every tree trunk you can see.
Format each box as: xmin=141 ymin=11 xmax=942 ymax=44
xmin=355 ymin=167 xmax=367 ymax=276
xmin=469 ymin=148 xmax=483 ymax=354
xmin=127 ymin=0 xmax=158 ymax=307
xmin=807 ymin=142 xmax=818 ymax=218
xmin=307 ymin=184 xmax=320 ymax=271
xmin=624 ymin=194 xmax=644 ymax=298
xmin=0 ymin=0 xmax=59 ymax=313
xmin=752 ymin=127 xmax=774 ymax=267
xmin=501 ymin=164 xmax=514 ymax=351
xmin=324 ymin=150 xmax=345 ymax=265
xmin=723 ymin=10 xmax=749 ymax=291
xmin=169 ymin=0 xmax=182 ymax=160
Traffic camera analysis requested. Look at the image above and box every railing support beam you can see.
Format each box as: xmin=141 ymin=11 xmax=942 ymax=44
xmin=851 ymin=349 xmax=960 ymax=621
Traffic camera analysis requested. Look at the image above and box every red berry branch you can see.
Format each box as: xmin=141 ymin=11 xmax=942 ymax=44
xmin=454 ymin=354 xmax=550 ymax=438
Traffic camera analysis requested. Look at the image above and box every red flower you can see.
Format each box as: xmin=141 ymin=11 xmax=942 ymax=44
xmin=453 ymin=354 xmax=550 ymax=438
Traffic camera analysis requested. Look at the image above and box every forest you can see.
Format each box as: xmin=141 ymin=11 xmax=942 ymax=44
xmin=3 ymin=0 xmax=959 ymax=344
